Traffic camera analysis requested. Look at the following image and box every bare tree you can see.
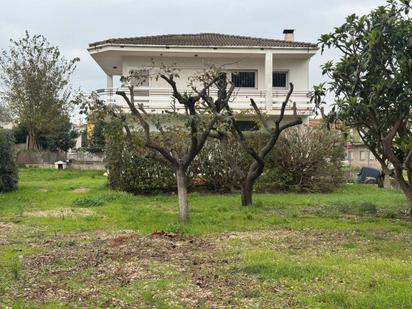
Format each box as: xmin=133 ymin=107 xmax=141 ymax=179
xmin=224 ymin=83 xmax=302 ymax=206
xmin=88 ymin=67 xmax=234 ymax=221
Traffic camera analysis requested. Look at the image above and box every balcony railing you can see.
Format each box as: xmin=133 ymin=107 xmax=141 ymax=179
xmin=96 ymin=87 xmax=313 ymax=116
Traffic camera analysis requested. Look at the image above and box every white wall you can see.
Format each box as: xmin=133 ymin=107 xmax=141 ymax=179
xmin=121 ymin=55 xmax=310 ymax=92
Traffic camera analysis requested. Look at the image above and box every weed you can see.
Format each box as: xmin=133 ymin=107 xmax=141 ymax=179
xmin=165 ymin=222 xmax=189 ymax=235
xmin=72 ymin=197 xmax=106 ymax=208
xmin=10 ymin=258 xmax=22 ymax=280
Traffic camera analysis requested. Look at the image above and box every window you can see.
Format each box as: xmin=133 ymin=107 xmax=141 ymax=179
xmin=359 ymin=151 xmax=367 ymax=161
xmin=369 ymin=151 xmax=376 ymax=161
xmin=231 ymin=71 xmax=256 ymax=88
xmin=347 ymin=151 xmax=352 ymax=161
xmin=273 ymin=72 xmax=288 ymax=88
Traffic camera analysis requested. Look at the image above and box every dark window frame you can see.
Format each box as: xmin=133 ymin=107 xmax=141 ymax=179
xmin=231 ymin=71 xmax=257 ymax=88
xmin=272 ymin=71 xmax=288 ymax=88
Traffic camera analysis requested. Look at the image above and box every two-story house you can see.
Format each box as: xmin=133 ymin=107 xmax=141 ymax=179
xmin=88 ymin=31 xmax=318 ymax=126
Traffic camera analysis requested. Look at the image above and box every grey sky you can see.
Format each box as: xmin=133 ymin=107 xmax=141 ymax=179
xmin=0 ymin=0 xmax=385 ymax=93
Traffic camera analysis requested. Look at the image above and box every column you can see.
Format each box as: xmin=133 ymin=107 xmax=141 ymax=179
xmin=107 ymin=74 xmax=113 ymax=103
xmin=265 ymin=52 xmax=273 ymax=111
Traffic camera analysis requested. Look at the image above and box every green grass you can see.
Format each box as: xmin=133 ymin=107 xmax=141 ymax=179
xmin=0 ymin=168 xmax=409 ymax=235
xmin=0 ymin=168 xmax=411 ymax=308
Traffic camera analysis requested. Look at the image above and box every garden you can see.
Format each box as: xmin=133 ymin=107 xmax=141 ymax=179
xmin=0 ymin=168 xmax=412 ymax=308
xmin=1 ymin=1 xmax=412 ymax=308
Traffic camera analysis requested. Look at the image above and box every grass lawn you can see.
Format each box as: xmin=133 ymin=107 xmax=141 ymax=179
xmin=0 ymin=168 xmax=411 ymax=308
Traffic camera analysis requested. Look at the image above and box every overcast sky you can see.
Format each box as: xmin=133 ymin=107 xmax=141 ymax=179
xmin=0 ymin=0 xmax=385 ymax=94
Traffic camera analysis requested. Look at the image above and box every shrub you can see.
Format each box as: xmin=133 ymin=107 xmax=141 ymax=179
xmin=105 ymin=123 xmax=176 ymax=194
xmin=0 ymin=129 xmax=18 ymax=192
xmin=256 ymin=127 xmax=345 ymax=193
xmin=191 ymin=136 xmax=246 ymax=192
xmin=105 ymin=124 xmax=345 ymax=194
xmin=191 ymin=132 xmax=269 ymax=192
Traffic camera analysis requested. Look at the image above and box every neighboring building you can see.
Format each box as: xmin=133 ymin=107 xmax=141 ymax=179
xmin=346 ymin=142 xmax=380 ymax=169
xmin=88 ymin=31 xmax=318 ymax=125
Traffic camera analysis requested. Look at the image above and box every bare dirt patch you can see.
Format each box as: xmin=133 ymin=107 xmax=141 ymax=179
xmin=26 ymin=208 xmax=95 ymax=218
xmin=6 ymin=229 xmax=412 ymax=308
xmin=11 ymin=230 xmax=262 ymax=308
xmin=0 ymin=222 xmax=19 ymax=245
xmin=70 ymin=187 xmax=90 ymax=193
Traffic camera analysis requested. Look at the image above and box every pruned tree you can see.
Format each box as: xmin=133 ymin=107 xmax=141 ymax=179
xmin=0 ymin=31 xmax=79 ymax=149
xmin=82 ymin=67 xmax=234 ymax=221
xmin=219 ymin=83 xmax=302 ymax=206
xmin=317 ymin=0 xmax=412 ymax=216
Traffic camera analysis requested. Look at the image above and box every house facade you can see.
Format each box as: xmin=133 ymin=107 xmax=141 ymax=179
xmin=88 ymin=31 xmax=318 ymax=124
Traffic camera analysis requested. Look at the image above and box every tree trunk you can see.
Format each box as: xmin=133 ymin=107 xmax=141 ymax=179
xmin=396 ymin=172 xmax=412 ymax=218
xmin=176 ymin=168 xmax=189 ymax=222
xmin=403 ymin=190 xmax=412 ymax=218
xmin=241 ymin=180 xmax=253 ymax=206
xmin=26 ymin=128 xmax=38 ymax=150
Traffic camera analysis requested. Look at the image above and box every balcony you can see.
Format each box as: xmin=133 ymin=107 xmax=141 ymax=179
xmin=96 ymin=87 xmax=313 ymax=116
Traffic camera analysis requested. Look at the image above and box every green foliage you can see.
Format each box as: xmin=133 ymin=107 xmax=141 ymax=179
xmin=38 ymin=115 xmax=78 ymax=152
xmin=86 ymin=119 xmax=106 ymax=153
xmin=318 ymin=0 xmax=412 ymax=169
xmin=106 ymin=126 xmax=345 ymax=194
xmin=0 ymin=31 xmax=79 ymax=150
xmin=257 ymin=127 xmax=346 ymax=193
xmin=105 ymin=123 xmax=176 ymax=194
xmin=12 ymin=116 xmax=78 ymax=151
xmin=0 ymin=103 xmax=11 ymax=124
xmin=0 ymin=129 xmax=18 ymax=192
xmin=191 ymin=135 xmax=249 ymax=192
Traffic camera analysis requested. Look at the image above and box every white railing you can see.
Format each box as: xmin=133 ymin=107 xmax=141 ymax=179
xmin=96 ymin=87 xmax=313 ymax=116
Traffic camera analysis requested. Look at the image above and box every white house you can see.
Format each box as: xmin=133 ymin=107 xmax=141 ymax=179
xmin=88 ymin=31 xmax=318 ymax=125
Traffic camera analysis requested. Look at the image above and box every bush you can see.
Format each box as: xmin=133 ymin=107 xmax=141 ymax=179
xmin=0 ymin=129 xmax=18 ymax=192
xmin=191 ymin=136 xmax=246 ymax=192
xmin=256 ymin=127 xmax=345 ymax=193
xmin=105 ymin=124 xmax=345 ymax=195
xmin=105 ymin=124 xmax=176 ymax=194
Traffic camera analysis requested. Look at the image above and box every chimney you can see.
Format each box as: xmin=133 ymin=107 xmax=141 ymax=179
xmin=283 ymin=29 xmax=295 ymax=42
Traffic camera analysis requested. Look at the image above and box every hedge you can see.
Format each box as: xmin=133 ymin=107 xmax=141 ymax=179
xmin=0 ymin=129 xmax=18 ymax=192
xmin=105 ymin=124 xmax=345 ymax=194
xmin=105 ymin=124 xmax=176 ymax=194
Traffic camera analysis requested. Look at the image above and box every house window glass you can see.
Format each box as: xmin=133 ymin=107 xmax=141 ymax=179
xmin=369 ymin=151 xmax=375 ymax=161
xmin=231 ymin=71 xmax=256 ymax=88
xmin=273 ymin=72 xmax=287 ymax=88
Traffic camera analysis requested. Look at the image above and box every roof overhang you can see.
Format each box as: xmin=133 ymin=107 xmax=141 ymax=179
xmin=88 ymin=44 xmax=318 ymax=76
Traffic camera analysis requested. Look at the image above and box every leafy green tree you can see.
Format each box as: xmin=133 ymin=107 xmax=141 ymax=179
xmin=0 ymin=31 xmax=79 ymax=150
xmin=317 ymin=0 xmax=412 ymax=216
xmin=12 ymin=114 xmax=77 ymax=152
xmin=86 ymin=119 xmax=106 ymax=153
xmin=38 ymin=114 xmax=78 ymax=152
xmin=0 ymin=129 xmax=18 ymax=192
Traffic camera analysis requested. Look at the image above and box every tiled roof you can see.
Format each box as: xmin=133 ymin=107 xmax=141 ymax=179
xmin=89 ymin=33 xmax=318 ymax=49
